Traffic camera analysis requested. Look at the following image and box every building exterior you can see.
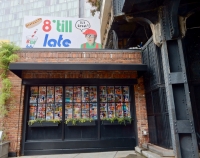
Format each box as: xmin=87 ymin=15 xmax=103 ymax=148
xmin=0 ymin=0 xmax=96 ymax=46
xmin=100 ymin=0 xmax=200 ymax=158
xmin=2 ymin=0 xmax=200 ymax=158
xmin=3 ymin=49 xmax=148 ymax=156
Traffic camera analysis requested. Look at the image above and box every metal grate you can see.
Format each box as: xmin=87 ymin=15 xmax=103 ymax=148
xmin=112 ymin=0 xmax=125 ymax=17
xmin=148 ymin=116 xmax=157 ymax=144
xmin=142 ymin=37 xmax=172 ymax=149
xmin=105 ymin=30 xmax=118 ymax=49
xmin=149 ymin=41 xmax=158 ymax=88
xmin=146 ymin=92 xmax=153 ymax=114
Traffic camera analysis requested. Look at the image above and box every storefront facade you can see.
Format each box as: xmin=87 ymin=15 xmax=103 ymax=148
xmin=5 ymin=49 xmax=148 ymax=156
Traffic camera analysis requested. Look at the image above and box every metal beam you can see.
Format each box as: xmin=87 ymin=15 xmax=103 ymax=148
xmin=161 ymin=39 xmax=199 ymax=158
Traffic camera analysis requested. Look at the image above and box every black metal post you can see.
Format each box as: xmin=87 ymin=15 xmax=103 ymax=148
xmin=161 ymin=39 xmax=199 ymax=158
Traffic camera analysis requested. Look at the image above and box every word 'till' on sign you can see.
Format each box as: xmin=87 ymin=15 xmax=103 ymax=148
xmin=42 ymin=20 xmax=72 ymax=33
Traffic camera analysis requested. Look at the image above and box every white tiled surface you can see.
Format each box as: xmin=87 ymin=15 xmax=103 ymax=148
xmin=9 ymin=150 xmax=138 ymax=158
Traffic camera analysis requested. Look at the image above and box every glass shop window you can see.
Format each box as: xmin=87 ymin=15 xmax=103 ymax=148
xmin=29 ymin=85 xmax=131 ymax=121
xmin=100 ymin=86 xmax=131 ymax=119
xmin=29 ymin=86 xmax=63 ymax=121
xmin=65 ymin=86 xmax=97 ymax=120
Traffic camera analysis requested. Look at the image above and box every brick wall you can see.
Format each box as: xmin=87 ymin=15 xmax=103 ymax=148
xmin=22 ymin=70 xmax=138 ymax=79
xmin=134 ymin=77 xmax=149 ymax=147
xmin=2 ymin=50 xmax=148 ymax=155
xmin=16 ymin=50 xmax=142 ymax=63
xmin=0 ymin=71 xmax=23 ymax=156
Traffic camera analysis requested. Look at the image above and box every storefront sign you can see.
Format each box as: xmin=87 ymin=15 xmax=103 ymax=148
xmin=21 ymin=16 xmax=101 ymax=49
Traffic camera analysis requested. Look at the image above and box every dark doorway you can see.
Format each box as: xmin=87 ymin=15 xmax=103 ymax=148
xmin=183 ymin=18 xmax=200 ymax=149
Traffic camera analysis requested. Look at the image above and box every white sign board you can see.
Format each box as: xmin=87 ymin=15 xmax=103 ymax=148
xmin=21 ymin=16 xmax=101 ymax=49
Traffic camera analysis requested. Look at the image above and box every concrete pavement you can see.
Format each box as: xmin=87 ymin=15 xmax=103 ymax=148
xmin=10 ymin=150 xmax=145 ymax=158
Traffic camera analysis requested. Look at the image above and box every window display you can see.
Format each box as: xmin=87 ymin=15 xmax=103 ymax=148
xmin=100 ymin=86 xmax=131 ymax=119
xmin=38 ymin=86 xmax=46 ymax=103
xmin=82 ymin=86 xmax=89 ymax=102
xmin=82 ymin=103 xmax=89 ymax=118
xmin=37 ymin=104 xmax=45 ymax=119
xmin=74 ymin=86 xmax=81 ymax=102
xmin=65 ymin=86 xmax=97 ymax=120
xmin=89 ymin=86 xmax=97 ymax=102
xmin=55 ymin=103 xmax=62 ymax=119
xmin=29 ymin=86 xmax=63 ymax=121
xmin=30 ymin=86 xmax=38 ymax=103
xmin=90 ymin=103 xmax=97 ymax=119
xmin=100 ymin=86 xmax=107 ymax=102
xmin=65 ymin=103 xmax=73 ymax=119
xmin=29 ymin=85 xmax=130 ymax=121
xmin=65 ymin=86 xmax=73 ymax=102
xmin=47 ymin=86 xmax=54 ymax=103
xmin=55 ymin=86 xmax=63 ymax=102
xmin=73 ymin=103 xmax=81 ymax=118
xmin=46 ymin=104 xmax=54 ymax=120
xmin=108 ymin=103 xmax=115 ymax=118
xmin=29 ymin=103 xmax=37 ymax=120
xmin=100 ymin=103 xmax=107 ymax=119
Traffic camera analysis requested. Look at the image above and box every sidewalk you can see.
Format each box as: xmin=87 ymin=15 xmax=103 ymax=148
xmin=10 ymin=150 xmax=145 ymax=158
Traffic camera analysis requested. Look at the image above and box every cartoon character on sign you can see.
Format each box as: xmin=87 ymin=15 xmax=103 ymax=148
xmin=81 ymin=29 xmax=102 ymax=49
xmin=75 ymin=19 xmax=102 ymax=49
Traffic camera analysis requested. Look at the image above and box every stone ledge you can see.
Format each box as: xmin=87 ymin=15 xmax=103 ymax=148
xmin=135 ymin=146 xmax=146 ymax=154
xmin=142 ymin=143 xmax=174 ymax=157
xmin=135 ymin=146 xmax=175 ymax=158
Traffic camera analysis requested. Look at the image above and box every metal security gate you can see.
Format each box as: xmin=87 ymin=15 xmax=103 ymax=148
xmin=142 ymin=38 xmax=172 ymax=149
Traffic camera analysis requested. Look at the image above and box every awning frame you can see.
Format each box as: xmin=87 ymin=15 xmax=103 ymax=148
xmin=9 ymin=63 xmax=147 ymax=78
